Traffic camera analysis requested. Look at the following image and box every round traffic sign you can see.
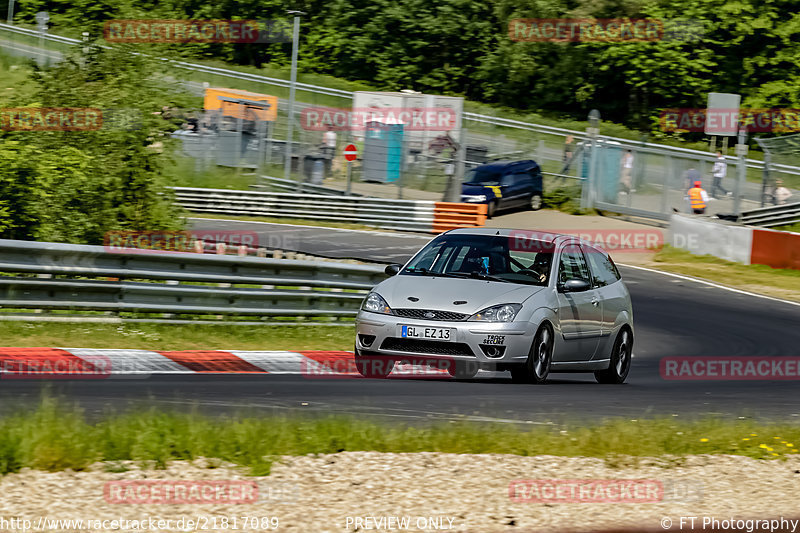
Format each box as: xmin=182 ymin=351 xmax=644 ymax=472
xmin=343 ymin=144 xmax=358 ymax=162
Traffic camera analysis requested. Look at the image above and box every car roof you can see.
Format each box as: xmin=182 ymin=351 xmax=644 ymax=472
xmin=443 ymin=227 xmax=581 ymax=244
xmin=471 ymin=159 xmax=540 ymax=171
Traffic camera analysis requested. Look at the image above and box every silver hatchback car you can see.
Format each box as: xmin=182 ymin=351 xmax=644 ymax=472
xmin=354 ymin=228 xmax=633 ymax=383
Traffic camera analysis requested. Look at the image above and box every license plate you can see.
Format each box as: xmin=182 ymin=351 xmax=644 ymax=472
xmin=400 ymin=325 xmax=453 ymax=341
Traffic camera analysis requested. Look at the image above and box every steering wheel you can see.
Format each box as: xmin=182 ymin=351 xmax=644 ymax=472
xmin=519 ymin=267 xmax=547 ymax=283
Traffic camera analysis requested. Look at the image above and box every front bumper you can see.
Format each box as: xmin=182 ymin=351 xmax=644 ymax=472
xmin=355 ymin=310 xmax=536 ymax=364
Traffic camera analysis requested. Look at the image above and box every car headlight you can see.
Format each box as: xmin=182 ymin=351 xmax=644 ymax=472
xmin=461 ymin=194 xmax=487 ymax=202
xmin=469 ymin=303 xmax=522 ymax=322
xmin=362 ymin=292 xmax=392 ymax=314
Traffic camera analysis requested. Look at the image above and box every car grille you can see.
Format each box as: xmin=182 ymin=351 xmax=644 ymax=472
xmin=380 ymin=338 xmax=474 ymax=357
xmin=393 ymin=309 xmax=468 ymax=321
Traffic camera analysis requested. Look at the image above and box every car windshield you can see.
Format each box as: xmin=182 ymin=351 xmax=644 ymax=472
xmin=403 ymin=234 xmax=553 ymax=286
xmin=463 ymin=168 xmax=503 ymax=185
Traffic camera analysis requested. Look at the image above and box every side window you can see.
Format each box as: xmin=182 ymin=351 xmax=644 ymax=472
xmin=584 ymin=245 xmax=621 ymax=286
xmin=558 ymin=244 xmax=590 ymax=285
xmin=500 ymin=173 xmax=515 ymax=186
xmin=510 ymin=172 xmax=530 ymax=186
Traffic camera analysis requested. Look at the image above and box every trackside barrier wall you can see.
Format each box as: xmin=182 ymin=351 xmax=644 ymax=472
xmin=0 ymin=239 xmax=387 ymax=322
xmin=751 ymin=228 xmax=800 ymax=270
xmin=171 ymin=187 xmax=486 ymax=233
xmin=669 ymin=214 xmax=800 ymax=270
xmin=669 ymin=215 xmax=754 ymax=265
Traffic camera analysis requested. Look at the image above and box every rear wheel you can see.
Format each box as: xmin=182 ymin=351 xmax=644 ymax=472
xmin=510 ymin=324 xmax=553 ymax=384
xmin=594 ymin=328 xmax=632 ymax=384
xmin=529 ymin=193 xmax=543 ymax=211
xmin=447 ymin=360 xmax=479 ymax=379
xmin=354 ymin=345 xmax=395 ymax=378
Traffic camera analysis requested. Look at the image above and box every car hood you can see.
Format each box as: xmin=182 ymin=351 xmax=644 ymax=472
xmin=461 ymin=183 xmax=499 ymax=198
xmin=375 ymin=275 xmax=543 ymax=314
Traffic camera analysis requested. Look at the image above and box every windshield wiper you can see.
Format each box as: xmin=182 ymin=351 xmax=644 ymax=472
xmin=467 ymin=271 xmax=510 ymax=283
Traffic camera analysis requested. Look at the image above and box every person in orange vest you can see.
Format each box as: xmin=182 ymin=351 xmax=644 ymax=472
xmin=687 ymin=180 xmax=709 ymax=214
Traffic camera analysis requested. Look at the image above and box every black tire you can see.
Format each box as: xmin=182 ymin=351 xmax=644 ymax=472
xmin=447 ymin=360 xmax=479 ymax=379
xmin=354 ymin=345 xmax=395 ymax=379
xmin=594 ymin=327 xmax=632 ymax=384
xmin=487 ymin=200 xmax=497 ymax=218
xmin=529 ymin=193 xmax=543 ymax=211
xmin=510 ymin=324 xmax=553 ymax=384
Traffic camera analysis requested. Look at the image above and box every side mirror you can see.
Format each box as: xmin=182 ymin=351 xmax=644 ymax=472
xmin=384 ymin=264 xmax=402 ymax=276
xmin=562 ymin=278 xmax=591 ymax=292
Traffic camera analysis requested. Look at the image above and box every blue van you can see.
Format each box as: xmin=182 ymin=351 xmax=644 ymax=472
xmin=460 ymin=160 xmax=543 ymax=217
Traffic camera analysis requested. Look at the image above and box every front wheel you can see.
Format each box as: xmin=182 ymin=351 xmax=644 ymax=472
xmin=529 ymin=194 xmax=543 ymax=211
xmin=510 ymin=324 xmax=553 ymax=384
xmin=594 ymin=328 xmax=632 ymax=384
xmin=354 ymin=345 xmax=395 ymax=379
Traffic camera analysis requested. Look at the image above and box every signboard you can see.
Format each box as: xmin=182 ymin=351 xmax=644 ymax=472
xmin=344 ymin=144 xmax=358 ymax=162
xmin=705 ymin=92 xmax=741 ymax=136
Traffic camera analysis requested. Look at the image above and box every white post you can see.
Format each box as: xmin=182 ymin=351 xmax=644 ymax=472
xmin=286 ymin=13 xmax=304 ymax=188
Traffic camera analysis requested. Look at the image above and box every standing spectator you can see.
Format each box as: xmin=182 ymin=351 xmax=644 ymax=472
xmin=687 ymin=180 xmax=710 ymax=214
xmin=774 ymin=179 xmax=793 ymax=205
xmin=563 ymin=135 xmax=575 ymax=163
xmin=620 ymin=149 xmax=634 ymax=194
xmin=323 ymin=126 xmax=337 ymax=150
xmin=711 ymin=151 xmax=732 ymax=199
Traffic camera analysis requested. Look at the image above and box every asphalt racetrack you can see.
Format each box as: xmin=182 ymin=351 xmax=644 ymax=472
xmin=1 ymin=220 xmax=799 ymax=423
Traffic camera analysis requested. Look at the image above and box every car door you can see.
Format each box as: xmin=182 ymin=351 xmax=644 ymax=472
xmin=554 ymin=243 xmax=603 ymax=361
xmin=499 ymin=172 xmax=529 ymax=208
xmin=584 ymin=245 xmax=627 ymax=356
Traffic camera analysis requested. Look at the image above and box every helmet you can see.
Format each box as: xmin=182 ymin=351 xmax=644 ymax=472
xmin=694 ymin=181 xmax=702 ymax=187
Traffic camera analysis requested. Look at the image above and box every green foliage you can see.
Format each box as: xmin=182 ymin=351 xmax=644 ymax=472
xmin=0 ymin=43 xmax=190 ymax=243
xmin=12 ymin=0 xmax=799 ymax=132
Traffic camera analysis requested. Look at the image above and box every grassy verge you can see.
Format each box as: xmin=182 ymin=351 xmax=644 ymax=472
xmin=649 ymin=246 xmax=800 ymax=301
xmin=0 ymin=323 xmax=355 ymax=350
xmin=1 ymin=396 xmax=798 ymax=476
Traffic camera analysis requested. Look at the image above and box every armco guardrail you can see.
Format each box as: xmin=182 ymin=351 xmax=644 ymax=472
xmin=0 ymin=239 xmax=387 ymax=323
xmin=3 ymin=21 xmax=798 ymax=179
xmin=171 ymin=187 xmax=487 ymax=233
xmin=739 ymin=202 xmax=800 ymax=228
xmin=255 ymin=175 xmax=365 ymax=197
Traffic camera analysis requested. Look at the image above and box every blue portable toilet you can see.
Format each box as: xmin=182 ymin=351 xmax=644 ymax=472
xmin=362 ymin=119 xmax=404 ymax=183
xmin=597 ymin=141 xmax=623 ymax=203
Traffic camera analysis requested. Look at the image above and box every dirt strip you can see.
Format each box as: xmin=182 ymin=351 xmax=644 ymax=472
xmin=1 ymin=452 xmax=799 ymax=532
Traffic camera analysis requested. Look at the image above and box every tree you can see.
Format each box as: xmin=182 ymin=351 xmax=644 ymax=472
xmin=0 ymin=43 xmax=190 ymax=243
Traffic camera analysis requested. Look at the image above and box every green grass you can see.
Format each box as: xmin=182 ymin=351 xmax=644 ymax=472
xmin=0 ymin=322 xmax=355 ymax=350
xmin=1 ymin=396 xmax=798 ymax=475
xmin=775 ymin=222 xmax=800 ymax=233
xmin=650 ymin=245 xmax=800 ymax=301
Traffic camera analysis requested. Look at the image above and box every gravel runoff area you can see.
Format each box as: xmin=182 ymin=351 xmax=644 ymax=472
xmin=1 ymin=452 xmax=799 ymax=532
